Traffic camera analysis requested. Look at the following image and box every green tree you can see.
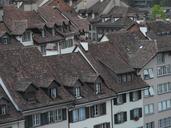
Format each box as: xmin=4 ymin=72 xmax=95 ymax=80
xmin=151 ymin=4 xmax=166 ymax=20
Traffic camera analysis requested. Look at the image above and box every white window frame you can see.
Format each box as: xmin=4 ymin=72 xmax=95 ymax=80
xmin=32 ymin=114 xmax=41 ymax=127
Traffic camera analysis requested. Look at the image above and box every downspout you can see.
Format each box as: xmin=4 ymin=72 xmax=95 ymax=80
xmin=111 ymin=99 xmax=114 ymax=128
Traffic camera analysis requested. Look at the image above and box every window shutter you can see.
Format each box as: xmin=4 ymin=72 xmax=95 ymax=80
xmin=90 ymin=106 xmax=94 ymax=117
xmin=41 ymin=112 xmax=48 ymax=125
xmin=139 ymin=108 xmax=142 ymax=117
xmin=106 ymin=122 xmax=110 ymax=128
xmin=62 ymin=108 xmax=67 ymax=120
xmin=68 ymin=111 xmax=73 ymax=123
xmin=123 ymin=94 xmax=126 ymax=103
xmin=130 ymin=110 xmax=134 ymax=120
xmin=129 ymin=92 xmax=133 ymax=101
xmin=113 ymin=98 xmax=117 ymax=105
xmin=25 ymin=115 xmax=33 ymax=128
xmin=85 ymin=107 xmax=90 ymax=119
xmin=138 ymin=90 xmax=142 ymax=100
xmin=114 ymin=114 xmax=118 ymax=124
xmin=100 ymin=103 xmax=106 ymax=115
xmin=124 ymin=112 xmax=127 ymax=121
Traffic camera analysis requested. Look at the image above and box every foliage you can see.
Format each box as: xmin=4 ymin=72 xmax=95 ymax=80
xmin=151 ymin=4 xmax=166 ymax=20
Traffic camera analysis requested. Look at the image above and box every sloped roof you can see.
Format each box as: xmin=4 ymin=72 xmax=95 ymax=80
xmin=130 ymin=36 xmax=171 ymax=68
xmin=37 ymin=6 xmax=69 ymax=27
xmin=3 ymin=5 xmax=45 ymax=35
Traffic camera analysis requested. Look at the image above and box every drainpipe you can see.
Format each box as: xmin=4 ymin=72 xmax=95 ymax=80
xmin=111 ymin=99 xmax=114 ymax=128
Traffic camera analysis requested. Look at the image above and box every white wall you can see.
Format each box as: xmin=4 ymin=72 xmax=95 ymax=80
xmin=139 ymin=53 xmax=171 ymax=128
xmin=70 ymin=100 xmax=112 ymax=128
xmin=112 ymin=92 xmax=144 ymax=128
xmin=16 ymin=31 xmax=33 ymax=46
xmin=0 ymin=120 xmax=25 ymax=128
xmin=37 ymin=120 xmax=68 ymax=128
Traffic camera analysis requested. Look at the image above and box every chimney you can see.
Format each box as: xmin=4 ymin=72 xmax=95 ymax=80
xmin=0 ymin=9 xmax=4 ymax=21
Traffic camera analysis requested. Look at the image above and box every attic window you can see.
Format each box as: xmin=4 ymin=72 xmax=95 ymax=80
xmin=95 ymin=82 xmax=101 ymax=94
xmin=2 ymin=37 xmax=8 ymax=44
xmin=50 ymin=88 xmax=57 ymax=99
xmin=0 ymin=105 xmax=7 ymax=115
xmin=74 ymin=87 xmax=81 ymax=99
xmin=22 ymin=31 xmax=31 ymax=42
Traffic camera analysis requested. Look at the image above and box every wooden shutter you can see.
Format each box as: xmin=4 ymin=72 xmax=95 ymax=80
xmin=68 ymin=111 xmax=73 ymax=123
xmin=90 ymin=106 xmax=94 ymax=117
xmin=25 ymin=115 xmax=33 ymax=128
xmin=124 ymin=112 xmax=127 ymax=121
xmin=130 ymin=110 xmax=134 ymax=120
xmin=62 ymin=108 xmax=67 ymax=120
xmin=85 ymin=107 xmax=90 ymax=119
xmin=138 ymin=90 xmax=142 ymax=100
xmin=41 ymin=112 xmax=48 ymax=125
xmin=113 ymin=98 xmax=117 ymax=105
xmin=129 ymin=92 xmax=133 ymax=101
xmin=106 ymin=122 xmax=110 ymax=128
xmin=139 ymin=108 xmax=142 ymax=117
xmin=114 ymin=114 xmax=118 ymax=124
xmin=123 ymin=94 xmax=126 ymax=103
xmin=100 ymin=103 xmax=106 ymax=115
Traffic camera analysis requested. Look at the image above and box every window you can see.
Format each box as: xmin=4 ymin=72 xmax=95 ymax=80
xmin=144 ymin=88 xmax=150 ymax=97
xmin=114 ymin=112 xmax=127 ymax=124
xmin=50 ymin=88 xmax=57 ymax=98
xmin=159 ymin=116 xmax=171 ymax=128
xmin=22 ymin=31 xmax=31 ymax=42
xmin=157 ymin=82 xmax=171 ymax=94
xmin=95 ymin=83 xmax=101 ymax=94
xmin=145 ymin=122 xmax=155 ymax=128
xmin=157 ymin=53 xmax=165 ymax=64
xmin=143 ymin=69 xmax=154 ymax=80
xmin=74 ymin=87 xmax=81 ymax=98
xmin=144 ymin=104 xmax=154 ymax=115
xmin=61 ymin=39 xmax=73 ymax=49
xmin=41 ymin=45 xmax=46 ymax=55
xmin=48 ymin=109 xmax=62 ymax=123
xmin=32 ymin=114 xmax=41 ymax=127
xmin=90 ymin=103 xmax=106 ymax=117
xmin=72 ymin=107 xmax=86 ymax=122
xmin=157 ymin=65 xmax=171 ymax=76
xmin=2 ymin=37 xmax=8 ymax=44
xmin=158 ymin=99 xmax=171 ymax=111
xmin=94 ymin=122 xmax=110 ymax=128
xmin=0 ymin=105 xmax=6 ymax=115
xmin=130 ymin=91 xmax=141 ymax=102
xmin=41 ymin=29 xmax=46 ymax=37
xmin=113 ymin=94 xmax=126 ymax=105
xmin=130 ymin=108 xmax=142 ymax=120
xmin=144 ymin=86 xmax=155 ymax=97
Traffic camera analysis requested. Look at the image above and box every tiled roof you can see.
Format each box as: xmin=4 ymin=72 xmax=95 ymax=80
xmin=3 ymin=5 xmax=45 ymax=35
xmin=130 ymin=36 xmax=171 ymax=68
xmin=37 ymin=6 xmax=69 ymax=27
xmin=87 ymin=0 xmax=111 ymax=14
xmin=46 ymin=0 xmax=73 ymax=13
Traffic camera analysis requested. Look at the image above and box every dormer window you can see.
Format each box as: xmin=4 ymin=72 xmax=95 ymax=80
xmin=0 ymin=105 xmax=7 ymax=115
xmin=50 ymin=88 xmax=57 ymax=98
xmin=42 ymin=29 xmax=46 ymax=38
xmin=22 ymin=31 xmax=31 ymax=42
xmin=95 ymin=83 xmax=101 ymax=94
xmin=52 ymin=28 xmax=55 ymax=36
xmin=74 ymin=87 xmax=81 ymax=99
xmin=2 ymin=37 xmax=8 ymax=44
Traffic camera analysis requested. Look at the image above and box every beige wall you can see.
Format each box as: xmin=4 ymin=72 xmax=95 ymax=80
xmin=139 ymin=52 xmax=171 ymax=128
